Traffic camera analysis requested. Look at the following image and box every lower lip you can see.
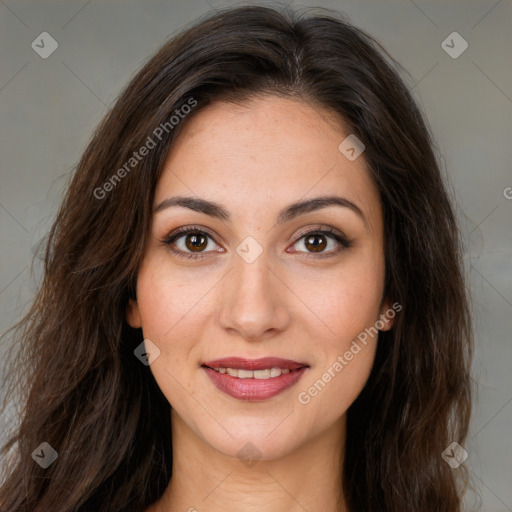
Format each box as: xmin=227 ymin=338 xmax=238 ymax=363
xmin=202 ymin=366 xmax=308 ymax=401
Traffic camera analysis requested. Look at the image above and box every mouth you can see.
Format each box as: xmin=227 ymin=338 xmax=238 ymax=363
xmin=201 ymin=357 xmax=309 ymax=401
xmin=203 ymin=366 xmax=296 ymax=379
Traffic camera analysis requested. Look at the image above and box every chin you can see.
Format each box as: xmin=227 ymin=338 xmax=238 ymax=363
xmin=205 ymin=425 xmax=302 ymax=463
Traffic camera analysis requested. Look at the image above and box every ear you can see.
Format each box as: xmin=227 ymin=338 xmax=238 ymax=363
xmin=126 ymin=298 xmax=142 ymax=328
xmin=377 ymin=297 xmax=398 ymax=332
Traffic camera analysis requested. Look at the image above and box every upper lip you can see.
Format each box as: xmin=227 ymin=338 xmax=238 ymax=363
xmin=202 ymin=357 xmax=309 ymax=371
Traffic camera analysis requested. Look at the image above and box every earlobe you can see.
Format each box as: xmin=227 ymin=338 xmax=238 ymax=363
xmin=126 ymin=298 xmax=142 ymax=328
xmin=378 ymin=314 xmax=394 ymax=332
xmin=378 ymin=299 xmax=396 ymax=332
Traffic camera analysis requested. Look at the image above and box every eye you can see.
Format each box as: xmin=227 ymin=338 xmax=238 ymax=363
xmin=161 ymin=226 xmax=222 ymax=260
xmin=161 ymin=225 xmax=351 ymax=261
xmin=289 ymin=226 xmax=351 ymax=258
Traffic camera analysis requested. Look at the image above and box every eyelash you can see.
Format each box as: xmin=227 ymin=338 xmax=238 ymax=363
xmin=161 ymin=225 xmax=351 ymax=261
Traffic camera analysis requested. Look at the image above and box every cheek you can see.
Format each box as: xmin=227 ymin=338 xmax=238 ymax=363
xmin=133 ymin=253 xmax=224 ymax=392
xmin=134 ymin=264 xmax=201 ymax=413
xmin=297 ymin=341 xmax=377 ymax=436
xmin=292 ymin=250 xmax=383 ymax=420
xmin=293 ymin=246 xmax=385 ymax=342
xmin=135 ymin=255 xmax=211 ymax=342
xmin=296 ymin=289 xmax=380 ymax=430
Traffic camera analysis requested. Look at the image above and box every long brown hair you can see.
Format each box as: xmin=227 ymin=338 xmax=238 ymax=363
xmin=0 ymin=5 xmax=473 ymax=511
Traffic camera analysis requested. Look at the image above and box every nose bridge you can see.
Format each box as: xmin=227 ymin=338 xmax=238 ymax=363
xmin=234 ymin=249 xmax=272 ymax=299
xmin=218 ymin=247 xmax=289 ymax=340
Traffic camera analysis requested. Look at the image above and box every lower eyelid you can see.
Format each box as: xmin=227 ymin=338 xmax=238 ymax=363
xmin=163 ymin=229 xmax=349 ymax=258
xmin=164 ymin=232 xmax=220 ymax=259
xmin=290 ymin=233 xmax=346 ymax=254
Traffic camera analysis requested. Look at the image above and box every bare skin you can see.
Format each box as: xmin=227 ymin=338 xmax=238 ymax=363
xmin=127 ymin=95 xmax=394 ymax=512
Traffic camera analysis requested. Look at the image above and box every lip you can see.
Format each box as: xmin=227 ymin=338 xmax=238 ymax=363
xmin=201 ymin=357 xmax=309 ymax=401
xmin=202 ymin=357 xmax=308 ymax=371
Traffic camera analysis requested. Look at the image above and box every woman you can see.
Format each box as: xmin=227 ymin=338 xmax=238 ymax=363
xmin=0 ymin=5 xmax=473 ymax=511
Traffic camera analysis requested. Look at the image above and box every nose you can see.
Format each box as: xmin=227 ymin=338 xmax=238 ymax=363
xmin=218 ymin=251 xmax=291 ymax=342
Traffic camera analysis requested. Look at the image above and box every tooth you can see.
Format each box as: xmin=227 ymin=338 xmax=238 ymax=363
xmin=253 ymin=369 xmax=271 ymax=379
xmin=214 ymin=367 xmax=293 ymax=378
xmin=270 ymin=368 xmax=282 ymax=377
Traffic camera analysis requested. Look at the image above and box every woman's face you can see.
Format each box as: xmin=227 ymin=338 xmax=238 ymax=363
xmin=127 ymin=95 xmax=393 ymax=460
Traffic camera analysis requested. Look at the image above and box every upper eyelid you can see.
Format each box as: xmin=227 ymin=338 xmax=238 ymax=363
xmin=163 ymin=225 xmax=349 ymax=250
xmin=293 ymin=225 xmax=348 ymax=242
xmin=162 ymin=225 xmax=217 ymax=244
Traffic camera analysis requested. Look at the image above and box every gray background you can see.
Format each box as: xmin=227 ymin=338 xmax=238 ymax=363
xmin=0 ymin=0 xmax=511 ymax=510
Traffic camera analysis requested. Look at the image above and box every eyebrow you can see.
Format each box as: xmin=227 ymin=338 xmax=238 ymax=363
xmin=153 ymin=195 xmax=366 ymax=226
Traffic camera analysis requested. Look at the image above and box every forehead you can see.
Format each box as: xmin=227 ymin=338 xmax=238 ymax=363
xmin=155 ymin=96 xmax=381 ymax=232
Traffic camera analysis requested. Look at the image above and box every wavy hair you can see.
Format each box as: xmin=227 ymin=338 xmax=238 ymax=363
xmin=0 ymin=5 xmax=473 ymax=511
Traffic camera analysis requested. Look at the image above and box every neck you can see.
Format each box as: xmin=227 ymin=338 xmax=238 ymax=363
xmin=152 ymin=410 xmax=348 ymax=512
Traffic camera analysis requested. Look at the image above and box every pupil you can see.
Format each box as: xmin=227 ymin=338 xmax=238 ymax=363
xmin=306 ymin=235 xmax=326 ymax=252
xmin=187 ymin=233 xmax=207 ymax=251
xmin=183 ymin=233 xmax=327 ymax=253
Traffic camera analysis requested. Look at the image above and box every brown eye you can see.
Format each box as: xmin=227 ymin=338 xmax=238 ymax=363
xmin=162 ymin=227 xmax=221 ymax=260
xmin=184 ymin=232 xmax=208 ymax=252
xmin=163 ymin=225 xmax=350 ymax=261
xmin=303 ymin=234 xmax=328 ymax=253
xmin=290 ymin=228 xmax=351 ymax=257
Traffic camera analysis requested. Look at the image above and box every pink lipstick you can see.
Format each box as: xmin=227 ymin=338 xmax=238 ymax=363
xmin=201 ymin=357 xmax=309 ymax=401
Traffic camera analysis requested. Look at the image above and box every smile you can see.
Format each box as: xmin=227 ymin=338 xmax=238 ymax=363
xmin=206 ymin=367 xmax=292 ymax=379
xmin=201 ymin=357 xmax=309 ymax=401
